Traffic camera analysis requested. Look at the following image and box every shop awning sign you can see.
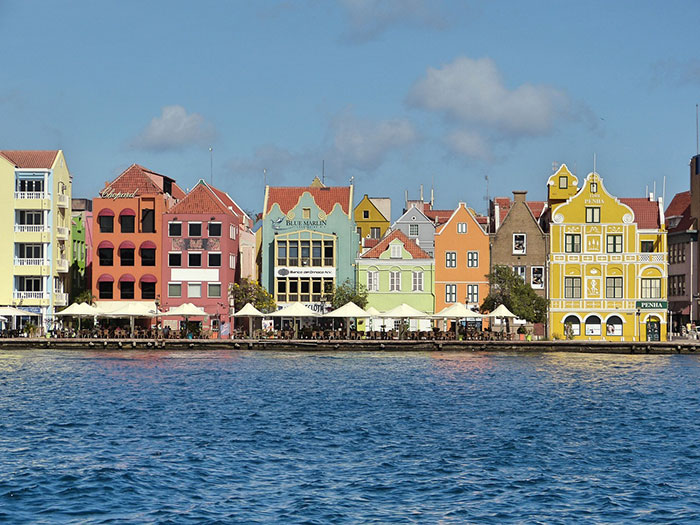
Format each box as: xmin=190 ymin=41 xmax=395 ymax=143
xmin=636 ymin=300 xmax=668 ymax=310
xmin=275 ymin=267 xmax=336 ymax=278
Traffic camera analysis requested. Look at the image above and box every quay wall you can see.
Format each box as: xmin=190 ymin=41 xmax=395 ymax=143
xmin=2 ymin=338 xmax=700 ymax=354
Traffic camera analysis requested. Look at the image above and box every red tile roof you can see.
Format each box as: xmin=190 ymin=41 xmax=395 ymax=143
xmin=102 ymin=164 xmax=166 ymax=196
xmin=424 ymin=209 xmax=453 ymax=225
xmin=494 ymin=196 xmax=546 ymax=224
xmin=266 ymin=186 xmax=351 ymax=216
xmin=210 ymin=185 xmax=246 ymax=217
xmin=526 ymin=201 xmax=546 ymax=219
xmin=361 ymin=229 xmax=431 ymax=259
xmin=665 ymin=191 xmax=693 ymax=232
xmin=362 ymin=238 xmax=380 ymax=249
xmin=168 ymin=181 xmax=234 ymax=215
xmin=0 ymin=150 xmax=58 ymax=169
xmin=620 ymin=198 xmax=661 ymax=229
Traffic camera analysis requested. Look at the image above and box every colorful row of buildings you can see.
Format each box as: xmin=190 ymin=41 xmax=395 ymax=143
xmin=2 ymin=148 xmax=692 ymax=342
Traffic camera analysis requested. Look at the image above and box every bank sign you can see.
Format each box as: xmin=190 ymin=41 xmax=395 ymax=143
xmin=275 ymin=267 xmax=336 ymax=278
xmin=636 ymin=300 xmax=668 ymax=310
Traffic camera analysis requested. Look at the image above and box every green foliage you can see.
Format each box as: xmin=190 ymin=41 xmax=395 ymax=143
xmin=328 ymin=278 xmax=368 ymax=309
xmin=481 ymin=265 xmax=548 ymax=324
xmin=228 ymin=278 xmax=276 ymax=313
xmin=74 ymin=289 xmax=94 ymax=305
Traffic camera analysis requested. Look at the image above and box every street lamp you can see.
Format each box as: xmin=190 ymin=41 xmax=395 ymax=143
xmin=636 ymin=307 xmax=641 ymax=341
xmin=155 ymin=294 xmax=161 ymax=340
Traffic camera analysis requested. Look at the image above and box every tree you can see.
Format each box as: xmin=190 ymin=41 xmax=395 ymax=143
xmin=481 ymin=265 xmax=548 ymax=324
xmin=228 ymin=278 xmax=276 ymax=313
xmin=74 ymin=289 xmax=94 ymax=305
xmin=328 ymin=279 xmax=368 ymax=309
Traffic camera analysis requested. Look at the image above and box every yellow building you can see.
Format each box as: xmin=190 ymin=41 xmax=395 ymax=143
xmin=0 ymin=151 xmax=72 ymax=333
xmin=354 ymin=194 xmax=391 ymax=245
xmin=548 ymin=166 xmax=667 ymax=341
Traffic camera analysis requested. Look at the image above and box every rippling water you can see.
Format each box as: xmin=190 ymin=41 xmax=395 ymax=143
xmin=1 ymin=350 xmax=700 ymax=523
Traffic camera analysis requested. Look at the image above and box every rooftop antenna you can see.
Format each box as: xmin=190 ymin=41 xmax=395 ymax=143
xmin=645 ymin=184 xmax=649 ymax=197
xmin=322 ymin=160 xmax=325 ymax=185
xmin=696 ymin=104 xmax=699 ymax=155
xmin=593 ymin=152 xmax=597 ymax=174
xmin=430 ymin=175 xmax=434 ymax=207
xmin=209 ymin=147 xmax=213 ymax=185
xmin=263 ymin=168 xmax=267 ymax=189
xmin=484 ymin=174 xmax=490 ymax=213
xmin=663 ymin=175 xmax=666 ymax=205
xmin=653 ymin=180 xmax=656 ymax=199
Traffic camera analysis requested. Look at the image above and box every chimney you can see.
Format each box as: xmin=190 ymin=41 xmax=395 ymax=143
xmin=430 ymin=187 xmax=434 ymax=207
xmin=420 ymin=184 xmax=424 ymax=201
xmin=512 ymin=190 xmax=527 ymax=203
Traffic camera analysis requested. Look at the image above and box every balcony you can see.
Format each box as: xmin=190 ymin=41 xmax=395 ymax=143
xmin=56 ymin=226 xmax=70 ymax=240
xmin=13 ymin=291 xmax=48 ymax=300
xmin=14 ymin=191 xmax=48 ymax=200
xmin=54 ymin=292 xmax=69 ymax=306
xmin=57 ymin=194 xmax=69 ymax=208
xmin=56 ymin=259 xmax=69 ymax=273
xmin=14 ymin=258 xmax=48 ymax=267
xmin=14 ymin=224 xmax=50 ymax=233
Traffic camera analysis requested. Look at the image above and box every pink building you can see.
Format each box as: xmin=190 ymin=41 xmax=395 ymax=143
xmin=161 ymin=180 xmax=246 ymax=337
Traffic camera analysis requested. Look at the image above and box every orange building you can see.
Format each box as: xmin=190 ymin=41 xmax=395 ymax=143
xmin=434 ymin=202 xmax=490 ymax=315
xmin=92 ymin=165 xmax=184 ymax=304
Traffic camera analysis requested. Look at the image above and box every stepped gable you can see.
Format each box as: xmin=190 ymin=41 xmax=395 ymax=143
xmin=266 ymin=186 xmax=351 ymax=216
xmin=665 ymin=191 xmax=692 ymax=232
xmin=361 ymin=229 xmax=431 ymax=259
xmin=620 ymin=198 xmax=661 ymax=229
xmin=0 ymin=150 xmax=58 ymax=169
xmin=169 ymin=181 xmax=233 ymax=215
xmin=103 ymin=164 xmax=165 ymax=195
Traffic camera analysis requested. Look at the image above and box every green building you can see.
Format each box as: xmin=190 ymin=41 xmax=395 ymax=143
xmin=70 ymin=212 xmax=88 ymax=301
xmin=356 ymin=229 xmax=434 ymax=331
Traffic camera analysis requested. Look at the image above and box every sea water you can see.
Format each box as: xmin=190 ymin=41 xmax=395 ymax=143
xmin=1 ymin=349 xmax=700 ymax=523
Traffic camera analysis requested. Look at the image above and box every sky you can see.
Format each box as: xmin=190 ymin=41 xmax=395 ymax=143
xmin=1 ymin=0 xmax=699 ymax=219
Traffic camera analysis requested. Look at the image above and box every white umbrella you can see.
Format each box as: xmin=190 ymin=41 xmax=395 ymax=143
xmin=365 ymin=306 xmax=382 ymax=332
xmin=55 ymin=302 xmax=102 ymax=333
xmin=233 ymin=303 xmax=264 ymax=337
xmin=164 ymin=303 xmax=209 ymax=338
xmin=432 ymin=303 xmax=485 ymax=337
xmin=324 ymin=302 xmax=369 ymax=338
xmin=379 ymin=303 xmax=430 ymax=339
xmin=270 ymin=302 xmax=320 ymax=338
xmin=0 ymin=306 xmax=40 ymax=332
xmin=488 ymin=304 xmax=518 ymax=335
xmin=97 ymin=301 xmax=158 ymax=337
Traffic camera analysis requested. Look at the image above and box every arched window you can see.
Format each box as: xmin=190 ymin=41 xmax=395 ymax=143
xmin=606 ymin=315 xmax=623 ymax=336
xmin=564 ymin=315 xmax=580 ymax=336
xmin=585 ymin=315 xmax=601 ymax=336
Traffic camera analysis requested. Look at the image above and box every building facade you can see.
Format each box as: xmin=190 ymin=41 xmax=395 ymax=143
xmin=261 ymin=177 xmax=358 ymax=313
xmin=356 ymin=229 xmax=434 ymax=330
xmin=0 ymin=150 xmax=72 ymax=331
xmin=354 ymin=194 xmax=391 ymax=244
xmin=548 ymin=169 xmax=668 ymax=341
xmin=489 ymin=191 xmax=549 ymax=298
xmin=434 ymin=202 xmax=490 ymax=315
xmin=92 ymin=164 xmax=184 ymax=305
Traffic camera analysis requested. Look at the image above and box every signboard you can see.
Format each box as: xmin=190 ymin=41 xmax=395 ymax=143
xmin=271 ymin=215 xmax=329 ymax=232
xmin=220 ymin=322 xmax=230 ymax=336
xmin=277 ymin=302 xmax=330 ymax=314
xmin=636 ymin=301 xmax=668 ymax=310
xmin=99 ymin=189 xmax=138 ymax=200
xmin=275 ymin=267 xmax=336 ymax=278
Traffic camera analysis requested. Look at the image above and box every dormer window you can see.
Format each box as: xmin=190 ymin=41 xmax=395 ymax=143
xmin=559 ymin=176 xmax=568 ymax=189
xmin=390 ymin=244 xmax=402 ymax=258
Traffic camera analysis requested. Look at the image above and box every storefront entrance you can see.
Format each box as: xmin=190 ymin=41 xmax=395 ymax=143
xmin=646 ymin=318 xmax=660 ymax=341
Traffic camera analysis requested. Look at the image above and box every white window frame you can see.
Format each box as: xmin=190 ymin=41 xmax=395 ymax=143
xmin=208 ymin=252 xmax=222 ymax=267
xmin=168 ymin=221 xmax=182 ymax=237
xmin=445 ymin=251 xmax=457 ymax=268
xmin=409 ymin=224 xmax=419 ymax=237
xmin=586 ymin=207 xmax=600 ymax=224
xmin=208 ymin=222 xmax=222 ymax=237
xmin=389 ymin=270 xmax=401 ymax=292
xmin=641 ymin=278 xmax=661 ymax=299
xmin=513 ymin=265 xmax=526 ymax=281
xmin=445 ymin=284 xmax=457 ymax=303
xmin=531 ymin=266 xmax=544 ymax=289
xmin=513 ymin=233 xmax=526 ymax=255
xmin=230 ymin=224 xmax=236 ymax=239
xmin=229 ymin=254 xmax=236 ymax=269
xmin=168 ymin=282 xmax=182 ymax=298
xmin=412 ymin=271 xmax=423 ymax=292
xmin=457 ymin=222 xmax=467 ymax=234
xmin=168 ymin=251 xmax=182 ymax=267
xmin=467 ymin=284 xmax=478 ymax=304
xmin=207 ymin=282 xmax=222 ymax=298
xmin=367 ymin=270 xmax=379 ymax=292
xmin=188 ymin=221 xmax=202 ymax=237
xmin=188 ymin=251 xmax=202 ymax=267
xmin=390 ymin=244 xmax=402 ymax=258
xmin=467 ymin=251 xmax=478 ymax=267
xmin=187 ymin=282 xmax=202 ymax=298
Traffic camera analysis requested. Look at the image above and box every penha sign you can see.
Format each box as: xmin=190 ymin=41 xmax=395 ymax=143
xmin=636 ymin=300 xmax=667 ymax=310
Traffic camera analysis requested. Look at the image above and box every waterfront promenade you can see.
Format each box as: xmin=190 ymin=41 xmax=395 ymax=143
xmin=2 ymin=337 xmax=700 ymax=354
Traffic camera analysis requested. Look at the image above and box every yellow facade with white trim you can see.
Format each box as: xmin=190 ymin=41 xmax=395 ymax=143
xmin=548 ymin=167 xmax=667 ymax=341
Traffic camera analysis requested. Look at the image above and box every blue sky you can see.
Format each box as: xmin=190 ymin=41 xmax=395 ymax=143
xmin=1 ymin=0 xmax=698 ymax=218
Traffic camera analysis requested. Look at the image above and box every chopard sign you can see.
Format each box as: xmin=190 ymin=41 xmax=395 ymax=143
xmin=99 ymin=189 xmax=138 ymax=200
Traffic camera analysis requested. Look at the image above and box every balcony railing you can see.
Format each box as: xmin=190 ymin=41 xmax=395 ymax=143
xmin=56 ymin=226 xmax=70 ymax=239
xmin=14 ymin=258 xmax=48 ymax=266
xmin=54 ymin=292 xmax=69 ymax=306
xmin=14 ymin=224 xmax=50 ymax=233
xmin=57 ymin=194 xmax=69 ymax=207
xmin=56 ymin=259 xmax=69 ymax=272
xmin=14 ymin=191 xmax=48 ymax=200
xmin=639 ymin=253 xmax=666 ymax=263
xmin=13 ymin=291 xmax=47 ymax=300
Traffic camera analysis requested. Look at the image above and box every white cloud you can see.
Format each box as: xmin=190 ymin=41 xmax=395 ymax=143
xmin=132 ymin=105 xmax=215 ymax=151
xmin=446 ymin=130 xmax=491 ymax=160
xmin=339 ymin=0 xmax=446 ymax=42
xmin=407 ymin=56 xmax=571 ymax=137
xmin=330 ymin=112 xmax=418 ymax=171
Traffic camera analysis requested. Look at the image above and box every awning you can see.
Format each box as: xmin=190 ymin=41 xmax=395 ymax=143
xmin=119 ymin=208 xmax=136 ymax=216
xmin=140 ymin=273 xmax=157 ymax=283
xmin=97 ymin=208 xmax=115 ymax=217
xmin=119 ymin=240 xmax=135 ymax=250
xmin=140 ymin=240 xmax=157 ymax=250
xmin=97 ymin=240 xmax=114 ymax=250
xmin=97 ymin=273 xmax=114 ymax=283
xmin=119 ymin=273 xmax=135 ymax=282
